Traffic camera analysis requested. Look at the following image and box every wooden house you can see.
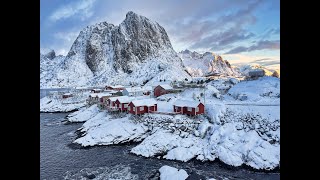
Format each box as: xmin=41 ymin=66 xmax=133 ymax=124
xmin=153 ymin=84 xmax=174 ymax=97
xmin=128 ymin=99 xmax=157 ymax=115
xmin=106 ymin=96 xmax=120 ymax=111
xmin=114 ymin=96 xmax=134 ymax=111
xmin=97 ymin=93 xmax=113 ymax=108
xmin=122 ymin=87 xmax=144 ymax=97
xmin=173 ymin=100 xmax=205 ymax=116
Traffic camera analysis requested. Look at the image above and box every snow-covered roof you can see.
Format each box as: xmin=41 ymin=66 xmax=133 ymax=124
xmin=108 ymin=85 xmax=125 ymax=89
xmin=124 ymin=87 xmax=143 ymax=93
xmin=75 ymin=87 xmax=88 ymax=89
xmin=108 ymin=96 xmax=120 ymax=102
xmin=173 ymin=100 xmax=202 ymax=108
xmin=117 ymin=96 xmax=134 ymax=103
xmin=63 ymin=93 xmax=72 ymax=96
xmin=131 ymin=99 xmax=157 ymax=107
xmin=92 ymin=89 xmax=102 ymax=91
xmin=158 ymin=84 xmax=173 ymax=90
xmin=143 ymin=86 xmax=152 ymax=91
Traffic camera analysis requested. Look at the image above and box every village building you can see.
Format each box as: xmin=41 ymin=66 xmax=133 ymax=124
xmin=153 ymin=84 xmax=174 ymax=97
xmin=91 ymin=88 xmax=103 ymax=93
xmin=105 ymin=89 xmax=123 ymax=96
xmin=114 ymin=96 xmax=135 ymax=111
xmin=122 ymin=87 xmax=144 ymax=97
xmin=105 ymin=85 xmax=125 ymax=91
xmin=97 ymin=93 xmax=113 ymax=109
xmin=62 ymin=93 xmax=73 ymax=99
xmin=128 ymin=99 xmax=157 ymax=115
xmin=143 ymin=86 xmax=152 ymax=95
xmin=106 ymin=96 xmax=120 ymax=111
xmin=173 ymin=100 xmax=205 ymax=116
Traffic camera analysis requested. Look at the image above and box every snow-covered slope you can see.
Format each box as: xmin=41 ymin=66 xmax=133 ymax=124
xmin=40 ymin=11 xmax=190 ymax=88
xmin=40 ymin=50 xmax=66 ymax=88
xmin=178 ymin=50 xmax=240 ymax=77
xmin=238 ymin=63 xmax=279 ymax=77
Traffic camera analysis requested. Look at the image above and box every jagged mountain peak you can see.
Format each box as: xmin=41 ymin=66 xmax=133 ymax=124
xmin=40 ymin=11 xmax=190 ymax=88
xmin=45 ymin=50 xmax=56 ymax=60
xmin=180 ymin=49 xmax=191 ymax=54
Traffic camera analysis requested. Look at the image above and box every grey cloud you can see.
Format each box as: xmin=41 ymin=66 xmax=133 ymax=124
xmin=225 ymin=40 xmax=280 ymax=54
xmin=251 ymin=58 xmax=280 ymax=66
xmin=189 ymin=28 xmax=255 ymax=50
xmin=261 ymin=27 xmax=280 ymax=39
xmin=178 ymin=0 xmax=262 ymax=51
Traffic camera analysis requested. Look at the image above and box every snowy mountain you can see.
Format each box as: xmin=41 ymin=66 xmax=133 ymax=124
xmin=40 ymin=11 xmax=190 ymax=88
xmin=178 ymin=50 xmax=240 ymax=77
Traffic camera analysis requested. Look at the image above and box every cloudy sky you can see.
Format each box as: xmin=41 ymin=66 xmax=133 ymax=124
xmin=40 ymin=0 xmax=280 ymax=69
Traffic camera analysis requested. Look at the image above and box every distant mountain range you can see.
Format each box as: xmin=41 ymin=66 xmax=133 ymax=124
xmin=178 ymin=50 xmax=240 ymax=77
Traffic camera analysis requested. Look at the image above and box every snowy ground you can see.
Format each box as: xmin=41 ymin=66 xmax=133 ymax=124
xmin=67 ymin=105 xmax=100 ymax=122
xmin=67 ymin=77 xmax=279 ymax=170
xmin=40 ymin=96 xmax=86 ymax=112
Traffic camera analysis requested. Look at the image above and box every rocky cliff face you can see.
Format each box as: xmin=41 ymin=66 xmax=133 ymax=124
xmin=40 ymin=11 xmax=189 ymax=88
xmin=178 ymin=50 xmax=240 ymax=77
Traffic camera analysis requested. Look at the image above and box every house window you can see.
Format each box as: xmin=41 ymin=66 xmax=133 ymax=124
xmin=187 ymin=107 xmax=192 ymax=111
xmin=139 ymin=106 xmax=144 ymax=111
xmin=128 ymin=106 xmax=130 ymax=111
xmin=124 ymin=104 xmax=128 ymax=108
xmin=133 ymin=107 xmax=136 ymax=111
xmin=196 ymin=107 xmax=199 ymax=112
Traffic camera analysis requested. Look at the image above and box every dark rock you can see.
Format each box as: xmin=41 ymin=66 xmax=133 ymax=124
xmin=85 ymin=173 xmax=96 ymax=179
xmin=186 ymin=171 xmax=206 ymax=180
xmin=45 ymin=50 xmax=56 ymax=60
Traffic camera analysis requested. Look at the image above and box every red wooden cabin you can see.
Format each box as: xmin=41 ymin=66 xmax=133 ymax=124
xmin=173 ymin=100 xmax=205 ymax=116
xmin=114 ymin=96 xmax=134 ymax=111
xmin=128 ymin=99 xmax=157 ymax=115
xmin=153 ymin=84 xmax=174 ymax=97
xmin=106 ymin=96 xmax=119 ymax=110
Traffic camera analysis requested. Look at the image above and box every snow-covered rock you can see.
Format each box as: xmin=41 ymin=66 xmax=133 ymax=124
xmin=40 ymin=96 xmax=86 ymax=112
xmin=40 ymin=11 xmax=190 ymax=88
xmin=67 ymin=104 xmax=100 ymax=122
xmin=226 ymin=76 xmax=280 ymax=103
xmin=74 ymin=115 xmax=149 ymax=146
xmin=159 ymin=165 xmax=188 ymax=180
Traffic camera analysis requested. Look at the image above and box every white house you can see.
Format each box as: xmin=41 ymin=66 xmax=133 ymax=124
xmin=122 ymin=87 xmax=144 ymax=97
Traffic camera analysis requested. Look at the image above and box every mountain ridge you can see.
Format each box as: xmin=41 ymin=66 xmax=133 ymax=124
xmin=40 ymin=11 xmax=190 ymax=88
